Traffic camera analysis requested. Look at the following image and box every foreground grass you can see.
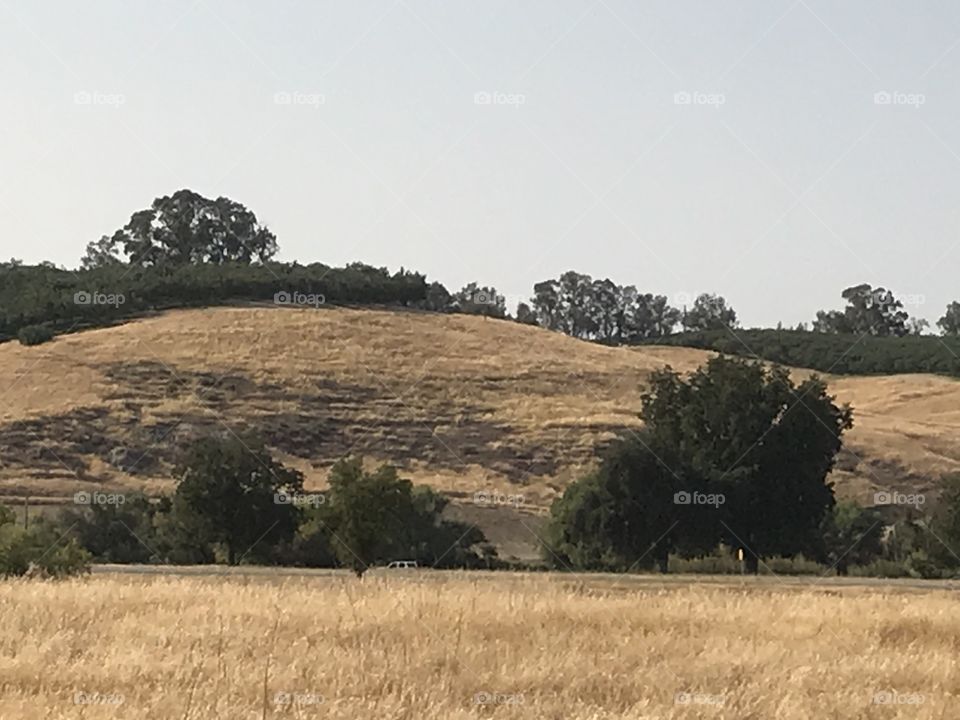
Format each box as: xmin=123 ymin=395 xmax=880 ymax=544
xmin=0 ymin=572 xmax=958 ymax=719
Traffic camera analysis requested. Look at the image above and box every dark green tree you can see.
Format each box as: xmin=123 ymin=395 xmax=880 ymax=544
xmin=422 ymin=281 xmax=453 ymax=312
xmin=818 ymin=501 xmax=884 ymax=575
xmin=681 ymin=293 xmax=738 ymax=332
xmin=173 ymin=435 xmax=304 ymax=565
xmin=514 ymin=301 xmax=539 ymax=325
xmin=82 ymin=189 xmax=278 ymax=268
xmin=938 ymin=302 xmax=960 ymax=336
xmin=641 ymin=356 xmax=852 ymax=572
xmin=58 ymin=493 xmax=162 ymax=563
xmin=930 ymin=474 xmax=960 ymax=568
xmin=322 ymin=458 xmax=488 ymax=575
xmin=453 ymin=282 xmax=507 ymax=317
xmin=544 ymin=434 xmax=699 ymax=572
xmin=813 ymin=284 xmax=909 ymax=337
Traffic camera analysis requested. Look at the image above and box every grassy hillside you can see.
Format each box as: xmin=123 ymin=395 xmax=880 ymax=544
xmin=1 ymin=305 xmax=957 ymax=557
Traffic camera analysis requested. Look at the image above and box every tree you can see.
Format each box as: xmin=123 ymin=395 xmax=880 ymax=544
xmin=422 ymin=281 xmax=453 ymax=312
xmin=322 ymin=458 xmax=488 ymax=576
xmin=453 ymin=282 xmax=506 ymax=318
xmin=906 ymin=317 xmax=929 ymax=336
xmin=938 ymin=302 xmax=960 ymax=336
xmin=80 ymin=235 xmax=124 ymax=270
xmin=173 ymin=435 xmax=304 ymax=565
xmin=930 ymin=474 xmax=960 ymax=568
xmin=530 ymin=279 xmax=564 ymax=331
xmin=812 ymin=309 xmax=851 ymax=334
xmin=585 ymin=278 xmax=622 ymax=342
xmin=641 ymin=356 xmax=852 ymax=572
xmin=82 ymin=189 xmax=278 ymax=268
xmin=681 ymin=293 xmax=738 ymax=332
xmin=526 ymin=272 xmax=682 ymax=343
xmin=624 ymin=292 xmax=682 ymax=341
xmin=0 ymin=521 xmax=90 ymax=578
xmin=558 ymin=271 xmax=596 ymax=338
xmin=58 ymin=493 xmax=162 ymax=563
xmin=323 ymin=458 xmax=414 ymax=575
xmin=544 ymin=434 xmax=698 ymax=572
xmin=818 ymin=501 xmax=884 ymax=575
xmin=813 ymin=284 xmax=909 ymax=337
xmin=514 ymin=301 xmax=539 ymax=325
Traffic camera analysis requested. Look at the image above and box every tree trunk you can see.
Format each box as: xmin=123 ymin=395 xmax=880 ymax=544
xmin=227 ymin=544 xmax=236 ymax=566
xmin=743 ymin=551 xmax=759 ymax=575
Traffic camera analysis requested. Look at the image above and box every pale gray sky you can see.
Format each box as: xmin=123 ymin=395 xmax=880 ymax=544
xmin=2 ymin=1 xmax=959 ymax=327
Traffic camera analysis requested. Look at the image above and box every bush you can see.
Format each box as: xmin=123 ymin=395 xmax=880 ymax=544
xmin=668 ymin=550 xmax=824 ymax=575
xmin=0 ymin=523 xmax=90 ymax=578
xmin=0 ymin=261 xmax=428 ymax=341
xmin=16 ymin=324 xmax=54 ymax=346
xmin=849 ymin=559 xmax=911 ymax=578
xmin=643 ymin=328 xmax=960 ymax=377
xmin=56 ymin=494 xmax=162 ymax=564
xmin=906 ymin=550 xmax=943 ymax=579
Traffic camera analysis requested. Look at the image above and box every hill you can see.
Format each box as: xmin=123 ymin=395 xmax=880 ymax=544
xmin=1 ymin=305 xmax=957 ymax=557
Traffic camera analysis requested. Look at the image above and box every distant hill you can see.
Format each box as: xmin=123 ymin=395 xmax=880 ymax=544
xmin=1 ymin=306 xmax=957 ymax=558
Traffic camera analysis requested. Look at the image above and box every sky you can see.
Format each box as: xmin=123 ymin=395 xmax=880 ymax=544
xmin=2 ymin=0 xmax=960 ymax=328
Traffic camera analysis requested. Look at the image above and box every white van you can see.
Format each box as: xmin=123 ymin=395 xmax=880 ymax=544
xmin=386 ymin=560 xmax=418 ymax=569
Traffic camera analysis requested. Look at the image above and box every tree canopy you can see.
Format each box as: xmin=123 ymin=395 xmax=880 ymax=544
xmin=81 ymin=189 xmax=279 ymax=268
xmin=546 ymin=356 xmax=853 ymax=573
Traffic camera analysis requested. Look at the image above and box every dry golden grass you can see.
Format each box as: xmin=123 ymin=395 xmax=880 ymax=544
xmin=1 ymin=304 xmax=958 ymax=511
xmin=1 ymin=572 xmax=958 ymax=719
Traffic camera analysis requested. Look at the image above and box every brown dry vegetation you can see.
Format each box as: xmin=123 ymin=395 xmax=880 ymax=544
xmin=0 ymin=304 xmax=958 ymax=513
xmin=1 ymin=572 xmax=958 ymax=719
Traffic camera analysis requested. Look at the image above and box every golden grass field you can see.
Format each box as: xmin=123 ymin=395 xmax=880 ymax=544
xmin=1 ymin=305 xmax=959 ymax=558
xmin=1 ymin=571 xmax=957 ymax=719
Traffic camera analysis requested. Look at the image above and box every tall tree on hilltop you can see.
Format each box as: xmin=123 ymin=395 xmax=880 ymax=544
xmin=681 ymin=293 xmax=738 ymax=332
xmin=81 ymin=189 xmax=278 ymax=268
xmin=813 ymin=284 xmax=909 ymax=337
xmin=938 ymin=302 xmax=960 ymax=336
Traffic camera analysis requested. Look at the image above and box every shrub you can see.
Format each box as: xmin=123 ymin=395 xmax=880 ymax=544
xmin=643 ymin=328 xmax=960 ymax=377
xmin=849 ymin=559 xmax=911 ymax=578
xmin=16 ymin=324 xmax=54 ymax=346
xmin=56 ymin=493 xmax=162 ymax=564
xmin=668 ymin=550 xmax=824 ymax=575
xmin=0 ymin=523 xmax=90 ymax=578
